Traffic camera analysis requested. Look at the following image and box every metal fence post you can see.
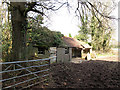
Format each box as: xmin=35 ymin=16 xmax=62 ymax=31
xmin=56 ymin=50 xmax=57 ymax=63
xmin=48 ymin=58 xmax=51 ymax=86
xmin=49 ymin=59 xmax=50 ymax=68
xmin=14 ymin=64 xmax=16 ymax=90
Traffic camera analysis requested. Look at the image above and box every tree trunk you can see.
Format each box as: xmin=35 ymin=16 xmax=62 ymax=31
xmin=10 ymin=2 xmax=27 ymax=61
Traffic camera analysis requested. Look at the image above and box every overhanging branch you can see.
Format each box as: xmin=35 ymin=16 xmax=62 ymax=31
xmin=87 ymin=1 xmax=117 ymax=20
xmin=31 ymin=9 xmax=44 ymax=15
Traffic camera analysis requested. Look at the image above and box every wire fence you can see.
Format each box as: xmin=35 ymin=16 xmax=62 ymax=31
xmin=0 ymin=56 xmax=56 ymax=89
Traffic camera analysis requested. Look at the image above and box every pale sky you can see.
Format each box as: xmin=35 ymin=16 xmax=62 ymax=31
xmin=46 ymin=0 xmax=119 ymax=41
xmin=47 ymin=0 xmax=79 ymax=37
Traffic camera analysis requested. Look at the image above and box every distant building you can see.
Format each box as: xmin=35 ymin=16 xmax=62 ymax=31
xmin=57 ymin=36 xmax=92 ymax=62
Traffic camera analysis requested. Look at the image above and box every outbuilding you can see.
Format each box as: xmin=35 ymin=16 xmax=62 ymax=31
xmin=57 ymin=36 xmax=92 ymax=62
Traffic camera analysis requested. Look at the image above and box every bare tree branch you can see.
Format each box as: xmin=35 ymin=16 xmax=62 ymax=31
xmin=31 ymin=8 xmax=44 ymax=15
xmin=87 ymin=1 xmax=117 ymax=20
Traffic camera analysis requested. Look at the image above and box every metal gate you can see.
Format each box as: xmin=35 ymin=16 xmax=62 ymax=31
xmin=0 ymin=56 xmax=56 ymax=89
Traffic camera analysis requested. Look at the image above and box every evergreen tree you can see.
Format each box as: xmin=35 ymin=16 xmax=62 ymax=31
xmin=75 ymin=14 xmax=89 ymax=42
xmin=69 ymin=33 xmax=72 ymax=37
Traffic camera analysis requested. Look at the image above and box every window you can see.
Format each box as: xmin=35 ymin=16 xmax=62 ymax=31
xmin=65 ymin=48 xmax=69 ymax=54
xmin=38 ymin=47 xmax=45 ymax=54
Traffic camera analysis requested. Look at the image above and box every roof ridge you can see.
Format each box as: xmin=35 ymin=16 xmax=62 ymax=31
xmin=62 ymin=36 xmax=92 ymax=48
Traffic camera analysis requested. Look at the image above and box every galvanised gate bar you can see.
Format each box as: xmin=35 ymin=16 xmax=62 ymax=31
xmin=0 ymin=56 xmax=56 ymax=89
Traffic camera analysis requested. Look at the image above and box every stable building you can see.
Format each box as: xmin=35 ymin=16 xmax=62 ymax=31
xmin=57 ymin=36 xmax=92 ymax=62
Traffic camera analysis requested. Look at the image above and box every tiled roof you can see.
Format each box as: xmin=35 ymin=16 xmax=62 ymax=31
xmin=62 ymin=36 xmax=92 ymax=48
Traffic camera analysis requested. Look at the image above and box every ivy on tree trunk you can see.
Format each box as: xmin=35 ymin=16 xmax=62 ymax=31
xmin=10 ymin=2 xmax=27 ymax=61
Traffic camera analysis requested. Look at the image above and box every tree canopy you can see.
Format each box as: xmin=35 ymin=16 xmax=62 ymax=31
xmin=27 ymin=15 xmax=64 ymax=48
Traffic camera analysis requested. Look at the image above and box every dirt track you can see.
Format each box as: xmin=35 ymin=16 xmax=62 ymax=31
xmin=44 ymin=61 xmax=120 ymax=88
xmin=95 ymin=55 xmax=119 ymax=62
